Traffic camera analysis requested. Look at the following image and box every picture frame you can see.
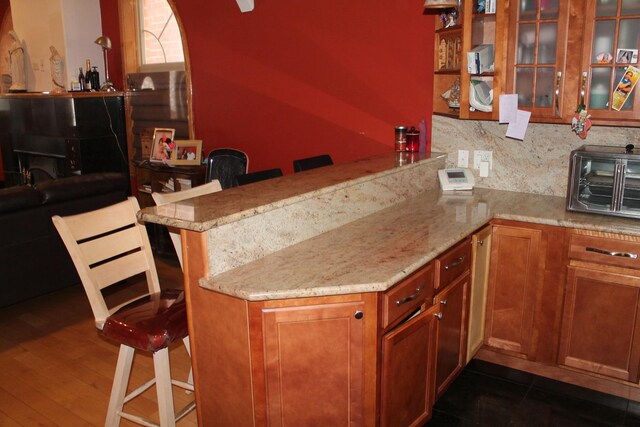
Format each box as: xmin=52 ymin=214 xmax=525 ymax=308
xmin=616 ymin=48 xmax=638 ymax=64
xmin=150 ymin=128 xmax=176 ymax=163
xmin=170 ymin=140 xmax=203 ymax=165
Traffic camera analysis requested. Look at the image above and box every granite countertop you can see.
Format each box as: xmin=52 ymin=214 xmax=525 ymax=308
xmin=138 ymin=152 xmax=446 ymax=231
xmin=201 ymin=187 xmax=640 ymax=301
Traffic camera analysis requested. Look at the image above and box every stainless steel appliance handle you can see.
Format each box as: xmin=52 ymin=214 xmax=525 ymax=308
xmin=586 ymin=246 xmax=638 ymax=259
xmin=396 ymin=284 xmax=424 ymax=306
xmin=444 ymin=256 xmax=465 ymax=270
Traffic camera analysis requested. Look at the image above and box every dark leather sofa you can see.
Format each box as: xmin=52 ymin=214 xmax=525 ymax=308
xmin=0 ymin=172 xmax=130 ymax=307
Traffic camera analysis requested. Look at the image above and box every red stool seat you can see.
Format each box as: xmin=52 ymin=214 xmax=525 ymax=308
xmin=101 ymin=289 xmax=188 ymax=352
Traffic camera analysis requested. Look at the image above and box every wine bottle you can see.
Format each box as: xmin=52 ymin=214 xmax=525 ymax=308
xmin=78 ymin=67 xmax=85 ymax=92
xmin=84 ymin=60 xmax=92 ymax=91
xmin=91 ymin=66 xmax=100 ymax=91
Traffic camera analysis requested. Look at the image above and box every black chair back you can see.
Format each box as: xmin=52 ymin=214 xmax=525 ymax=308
xmin=293 ymin=154 xmax=333 ymax=173
xmin=205 ymin=149 xmax=248 ymax=189
xmin=236 ymin=168 xmax=283 ymax=186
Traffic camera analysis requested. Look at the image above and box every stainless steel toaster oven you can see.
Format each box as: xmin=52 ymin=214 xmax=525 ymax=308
xmin=567 ymin=144 xmax=640 ymax=219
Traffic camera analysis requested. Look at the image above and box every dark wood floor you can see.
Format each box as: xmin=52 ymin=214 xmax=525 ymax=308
xmin=0 ymin=255 xmax=198 ymax=426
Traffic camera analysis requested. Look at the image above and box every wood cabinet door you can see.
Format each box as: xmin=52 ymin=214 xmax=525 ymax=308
xmin=485 ymin=224 xmax=541 ymax=357
xmin=380 ymin=304 xmax=439 ymax=427
xmin=262 ymin=300 xmax=366 ymax=427
xmin=435 ymin=273 xmax=470 ymax=398
xmin=559 ymin=266 xmax=640 ymax=383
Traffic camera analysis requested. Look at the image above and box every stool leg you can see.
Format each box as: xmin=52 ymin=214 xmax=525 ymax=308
xmin=105 ymin=345 xmax=135 ymax=427
xmin=183 ymin=336 xmax=193 ymax=387
xmin=153 ymin=347 xmax=176 ymax=427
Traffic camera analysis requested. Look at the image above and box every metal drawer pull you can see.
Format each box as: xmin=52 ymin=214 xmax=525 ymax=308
xmin=444 ymin=256 xmax=466 ymax=270
xmin=434 ymin=312 xmax=443 ymax=320
xmin=586 ymin=246 xmax=638 ymax=259
xmin=396 ymin=284 xmax=424 ymax=306
xmin=440 ymin=299 xmax=448 ymax=306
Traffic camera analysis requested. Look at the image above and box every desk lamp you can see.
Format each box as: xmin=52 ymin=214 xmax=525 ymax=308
xmin=94 ymin=35 xmax=116 ymax=92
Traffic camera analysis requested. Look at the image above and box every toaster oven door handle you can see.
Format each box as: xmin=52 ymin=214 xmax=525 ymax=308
xmin=586 ymin=246 xmax=638 ymax=259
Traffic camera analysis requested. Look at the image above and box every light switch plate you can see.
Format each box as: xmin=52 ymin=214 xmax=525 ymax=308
xmin=457 ymin=150 xmax=469 ymax=168
xmin=473 ymin=150 xmax=493 ymax=170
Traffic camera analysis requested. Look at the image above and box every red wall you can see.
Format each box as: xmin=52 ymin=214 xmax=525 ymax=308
xmin=106 ymin=1 xmax=435 ymax=174
xmin=100 ymin=0 xmax=123 ymax=91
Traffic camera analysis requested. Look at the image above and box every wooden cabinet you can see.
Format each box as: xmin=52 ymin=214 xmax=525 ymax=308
xmin=506 ymin=0 xmax=640 ymax=125
xmin=559 ymin=230 xmax=640 ymax=382
xmin=485 ymin=223 xmax=541 ymax=357
xmin=434 ymin=273 xmax=470 ymax=398
xmin=436 ymin=0 xmax=640 ymax=125
xmin=559 ymin=266 xmax=640 ymax=382
xmin=433 ymin=238 xmax=471 ymax=398
xmin=467 ymin=225 xmax=492 ymax=362
xmin=484 ymin=221 xmax=566 ymax=362
xmin=380 ymin=304 xmax=439 ymax=427
xmin=133 ymin=161 xmax=206 ymax=208
xmin=380 ymin=263 xmax=437 ymax=427
xmin=261 ymin=300 xmax=367 ymax=426
xmin=432 ymin=0 xmax=506 ymax=120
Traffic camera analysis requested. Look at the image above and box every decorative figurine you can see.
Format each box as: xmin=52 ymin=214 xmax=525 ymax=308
xmin=571 ymin=107 xmax=592 ymax=140
xmin=8 ymin=31 xmax=26 ymax=92
xmin=49 ymin=46 xmax=66 ymax=93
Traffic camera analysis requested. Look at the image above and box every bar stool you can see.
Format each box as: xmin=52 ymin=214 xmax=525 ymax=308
xmin=293 ymin=154 xmax=333 ymax=172
xmin=52 ymin=197 xmax=195 ymax=427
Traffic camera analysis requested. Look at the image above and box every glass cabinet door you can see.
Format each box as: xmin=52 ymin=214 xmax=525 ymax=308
xmin=506 ymin=0 xmax=570 ymax=120
xmin=582 ymin=0 xmax=640 ymax=122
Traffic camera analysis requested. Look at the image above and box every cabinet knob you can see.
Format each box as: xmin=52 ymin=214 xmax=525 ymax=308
xmin=440 ymin=299 xmax=448 ymax=306
xmin=434 ymin=312 xmax=443 ymax=320
xmin=354 ymin=311 xmax=364 ymax=320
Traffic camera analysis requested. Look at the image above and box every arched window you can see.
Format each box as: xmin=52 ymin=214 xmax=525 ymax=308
xmin=138 ymin=0 xmax=184 ymax=69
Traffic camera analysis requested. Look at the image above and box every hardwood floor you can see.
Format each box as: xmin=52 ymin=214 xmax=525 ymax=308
xmin=0 ymin=255 xmax=198 ymax=426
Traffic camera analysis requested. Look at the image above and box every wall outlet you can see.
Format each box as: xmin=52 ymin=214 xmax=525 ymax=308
xmin=473 ymin=150 xmax=493 ymax=170
xmin=457 ymin=150 xmax=469 ymax=168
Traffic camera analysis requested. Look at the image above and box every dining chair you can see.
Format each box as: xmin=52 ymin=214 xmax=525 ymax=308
xmin=204 ymin=148 xmax=249 ymax=189
xmin=293 ymin=154 xmax=333 ymax=172
xmin=236 ymin=168 xmax=283 ymax=186
xmin=152 ymin=180 xmax=222 ymax=270
xmin=52 ymin=197 xmax=195 ymax=427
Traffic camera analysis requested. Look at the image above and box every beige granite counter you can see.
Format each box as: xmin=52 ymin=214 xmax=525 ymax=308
xmin=138 ymin=151 xmax=640 ymax=302
xmin=201 ymin=187 xmax=640 ymax=301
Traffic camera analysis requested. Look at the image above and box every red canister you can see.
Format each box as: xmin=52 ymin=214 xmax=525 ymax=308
xmin=406 ymin=126 xmax=420 ymax=152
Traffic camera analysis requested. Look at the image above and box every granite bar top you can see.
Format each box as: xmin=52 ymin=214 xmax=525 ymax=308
xmin=201 ymin=187 xmax=640 ymax=301
xmin=138 ymin=152 xmax=446 ymax=231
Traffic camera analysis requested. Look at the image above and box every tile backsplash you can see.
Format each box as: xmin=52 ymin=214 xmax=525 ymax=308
xmin=432 ymin=115 xmax=639 ymax=197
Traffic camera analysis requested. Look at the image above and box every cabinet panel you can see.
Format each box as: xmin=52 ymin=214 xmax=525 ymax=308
xmin=485 ymin=225 xmax=541 ymax=357
xmin=559 ymin=266 xmax=640 ymax=382
xmin=262 ymin=301 xmax=365 ymax=426
xmin=435 ymin=273 xmax=470 ymax=398
xmin=380 ymin=305 xmax=439 ymax=427
xmin=468 ymin=225 xmax=492 ymax=362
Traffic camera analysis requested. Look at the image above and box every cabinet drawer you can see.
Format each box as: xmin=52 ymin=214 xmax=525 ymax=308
xmin=568 ymin=233 xmax=640 ymax=270
xmin=435 ymin=238 xmax=471 ymax=291
xmin=382 ymin=263 xmax=435 ymax=329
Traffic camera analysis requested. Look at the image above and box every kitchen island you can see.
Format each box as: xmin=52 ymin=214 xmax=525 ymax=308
xmin=139 ymin=152 xmax=640 ymax=426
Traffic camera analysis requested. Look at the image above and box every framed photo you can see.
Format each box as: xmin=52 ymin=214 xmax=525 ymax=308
xmin=170 ymin=140 xmax=203 ymax=165
xmin=150 ymin=128 xmax=176 ymax=163
xmin=616 ymin=48 xmax=638 ymax=64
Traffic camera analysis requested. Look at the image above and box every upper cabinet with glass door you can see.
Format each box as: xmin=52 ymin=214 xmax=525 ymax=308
xmin=580 ymin=0 xmax=640 ymax=126
xmin=505 ymin=0 xmax=571 ymax=123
